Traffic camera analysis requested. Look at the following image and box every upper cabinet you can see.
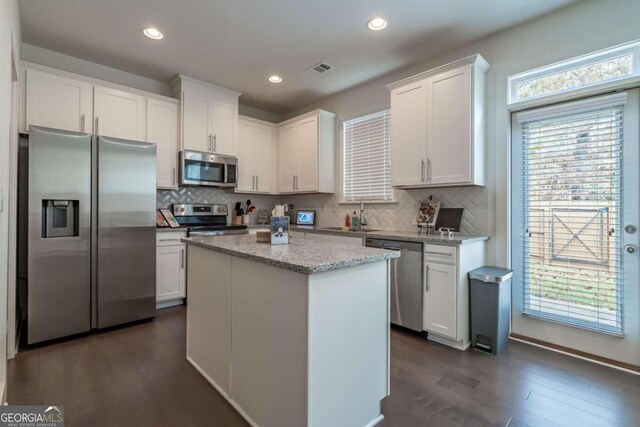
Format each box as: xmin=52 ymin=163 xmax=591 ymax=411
xmin=24 ymin=68 xmax=93 ymax=133
xmin=277 ymin=110 xmax=335 ymax=194
xmin=170 ymin=75 xmax=240 ymax=157
xmin=147 ymin=98 xmax=179 ymax=189
xmin=387 ymin=54 xmax=489 ymax=188
xmin=237 ymin=116 xmax=276 ymax=194
xmin=21 ymin=63 xmax=180 ymax=189
xmin=94 ymin=85 xmax=146 ymax=141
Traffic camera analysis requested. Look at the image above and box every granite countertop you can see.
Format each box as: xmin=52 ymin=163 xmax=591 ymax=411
xmin=182 ymin=234 xmax=400 ymax=274
xmin=282 ymin=225 xmax=489 ymax=245
xmin=365 ymin=230 xmax=489 ymax=245
xmin=156 ymin=227 xmax=189 ymax=233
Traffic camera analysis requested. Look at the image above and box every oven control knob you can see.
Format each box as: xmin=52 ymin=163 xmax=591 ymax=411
xmin=180 ymin=207 xmax=185 ymax=212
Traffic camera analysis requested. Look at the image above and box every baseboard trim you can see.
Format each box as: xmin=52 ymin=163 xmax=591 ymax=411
xmin=510 ymin=333 xmax=640 ymax=375
xmin=156 ymin=299 xmax=184 ymax=310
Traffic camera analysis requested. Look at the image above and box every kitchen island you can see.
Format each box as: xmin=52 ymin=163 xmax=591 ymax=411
xmin=182 ymin=235 xmax=400 ymax=427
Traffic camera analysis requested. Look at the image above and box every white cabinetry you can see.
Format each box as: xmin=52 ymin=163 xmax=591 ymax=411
xmin=389 ymin=81 xmax=427 ymax=186
xmin=170 ymin=75 xmax=240 ymax=157
xmin=94 ymin=85 xmax=147 ymax=140
xmin=156 ymin=231 xmax=187 ymax=307
xmin=388 ymin=54 xmax=488 ymax=188
xmin=237 ymin=116 xmax=276 ymax=193
xmin=148 ymin=98 xmax=179 ymax=189
xmin=423 ymin=241 xmax=485 ymax=350
xmin=21 ymin=63 xmax=180 ymax=190
xmin=24 ymin=68 xmax=93 ymax=133
xmin=277 ymin=110 xmax=335 ymax=194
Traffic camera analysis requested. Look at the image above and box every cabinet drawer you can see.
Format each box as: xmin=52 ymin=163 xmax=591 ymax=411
xmin=424 ymin=244 xmax=457 ymax=265
xmin=157 ymin=231 xmax=187 ymax=246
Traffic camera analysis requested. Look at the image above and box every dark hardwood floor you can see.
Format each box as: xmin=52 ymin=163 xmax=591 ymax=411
xmin=8 ymin=306 xmax=640 ymax=426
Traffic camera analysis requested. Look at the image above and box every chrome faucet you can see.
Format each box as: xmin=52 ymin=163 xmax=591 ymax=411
xmin=359 ymin=198 xmax=367 ymax=230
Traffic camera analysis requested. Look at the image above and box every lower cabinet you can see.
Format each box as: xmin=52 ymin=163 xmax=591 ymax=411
xmin=423 ymin=262 xmax=457 ymax=339
xmin=156 ymin=231 xmax=187 ymax=307
xmin=422 ymin=241 xmax=486 ymax=350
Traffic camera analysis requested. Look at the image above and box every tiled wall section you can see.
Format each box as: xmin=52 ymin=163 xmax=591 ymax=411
xmin=283 ymin=186 xmax=489 ymax=235
xmin=158 ymin=185 xmax=489 ymax=235
xmin=157 ymin=188 xmax=280 ymax=224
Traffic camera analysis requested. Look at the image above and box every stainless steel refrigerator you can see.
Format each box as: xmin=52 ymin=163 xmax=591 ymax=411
xmin=18 ymin=126 xmax=157 ymax=345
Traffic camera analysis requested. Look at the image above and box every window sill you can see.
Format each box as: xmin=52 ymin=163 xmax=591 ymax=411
xmin=338 ymin=200 xmax=399 ymax=205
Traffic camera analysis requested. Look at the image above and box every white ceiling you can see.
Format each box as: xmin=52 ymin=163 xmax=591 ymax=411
xmin=19 ymin=0 xmax=579 ymax=114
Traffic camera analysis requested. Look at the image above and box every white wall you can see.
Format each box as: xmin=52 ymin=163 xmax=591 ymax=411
xmin=0 ymin=0 xmax=21 ymax=402
xmin=283 ymin=0 xmax=640 ymax=364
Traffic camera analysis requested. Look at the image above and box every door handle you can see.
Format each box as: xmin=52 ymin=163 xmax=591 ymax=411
xmin=625 ymin=244 xmax=637 ymax=254
xmin=428 ymin=158 xmax=432 ymax=182
xmin=256 ymin=175 xmax=259 ymax=191
xmin=208 ymin=134 xmax=212 ymax=151
xmin=421 ymin=160 xmax=425 ymax=182
xmin=95 ymin=116 xmax=99 ymax=135
xmin=81 ymin=114 xmax=85 ymax=132
xmin=181 ymin=248 xmax=185 ymax=268
xmin=173 ymin=167 xmax=176 ymax=186
xmin=213 ymin=135 xmax=217 ymax=152
xmin=293 ymin=175 xmax=295 ymax=190
xmin=253 ymin=175 xmax=256 ymax=191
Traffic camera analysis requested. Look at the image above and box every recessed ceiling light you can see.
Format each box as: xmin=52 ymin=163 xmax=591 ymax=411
xmin=142 ymin=27 xmax=163 ymax=40
xmin=268 ymin=75 xmax=283 ymax=83
xmin=367 ymin=17 xmax=388 ymax=31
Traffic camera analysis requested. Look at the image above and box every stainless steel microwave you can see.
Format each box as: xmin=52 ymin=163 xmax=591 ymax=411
xmin=179 ymin=150 xmax=237 ymax=187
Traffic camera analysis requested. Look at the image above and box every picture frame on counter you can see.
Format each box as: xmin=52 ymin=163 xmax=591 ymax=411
xmin=417 ymin=200 xmax=441 ymax=227
xmin=159 ymin=208 xmax=181 ymax=228
xmin=271 ymin=216 xmax=290 ymax=245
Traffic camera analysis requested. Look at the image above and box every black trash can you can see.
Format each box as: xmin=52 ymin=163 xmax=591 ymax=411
xmin=469 ymin=267 xmax=513 ymax=355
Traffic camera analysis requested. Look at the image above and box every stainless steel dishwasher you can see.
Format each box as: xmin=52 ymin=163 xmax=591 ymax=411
xmin=365 ymin=238 xmax=423 ymax=332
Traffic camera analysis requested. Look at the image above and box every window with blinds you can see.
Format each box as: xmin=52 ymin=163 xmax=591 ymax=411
xmin=518 ymin=99 xmax=624 ymax=335
xmin=343 ymin=110 xmax=393 ymax=202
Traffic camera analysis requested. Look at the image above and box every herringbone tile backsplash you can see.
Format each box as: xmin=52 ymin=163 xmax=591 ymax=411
xmin=282 ymin=186 xmax=489 ymax=235
xmin=157 ymin=186 xmax=489 ymax=235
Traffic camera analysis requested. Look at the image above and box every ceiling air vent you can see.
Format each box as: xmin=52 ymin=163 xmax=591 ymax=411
xmin=305 ymin=62 xmax=333 ymax=75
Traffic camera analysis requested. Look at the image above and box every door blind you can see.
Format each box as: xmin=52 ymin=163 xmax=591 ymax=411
xmin=519 ymin=100 xmax=624 ymax=335
xmin=343 ymin=110 xmax=393 ymax=202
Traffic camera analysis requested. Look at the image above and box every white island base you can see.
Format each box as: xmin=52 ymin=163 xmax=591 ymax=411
xmin=186 ymin=244 xmax=390 ymax=427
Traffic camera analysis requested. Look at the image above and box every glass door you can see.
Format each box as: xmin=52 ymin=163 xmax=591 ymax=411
xmin=511 ymin=90 xmax=640 ymax=365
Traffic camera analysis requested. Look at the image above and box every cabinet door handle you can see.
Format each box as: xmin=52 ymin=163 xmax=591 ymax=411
xmin=256 ymin=175 xmax=259 ymax=191
xmin=421 ymin=160 xmax=425 ymax=182
xmin=81 ymin=114 xmax=85 ymax=132
xmin=95 ymin=116 xmax=99 ymax=135
xmin=428 ymin=158 xmax=432 ymax=182
xmin=252 ymin=175 xmax=256 ymax=190
xmin=173 ymin=167 xmax=176 ymax=186
xmin=293 ymin=175 xmax=295 ymax=190
xmin=181 ymin=248 xmax=185 ymax=269
xmin=213 ymin=134 xmax=217 ymax=152
xmin=425 ymin=265 xmax=429 ymax=291
xmin=208 ymin=134 xmax=212 ymax=151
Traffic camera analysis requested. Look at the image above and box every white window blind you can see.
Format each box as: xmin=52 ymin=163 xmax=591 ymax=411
xmin=518 ymin=95 xmax=625 ymax=335
xmin=343 ymin=110 xmax=393 ymax=202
